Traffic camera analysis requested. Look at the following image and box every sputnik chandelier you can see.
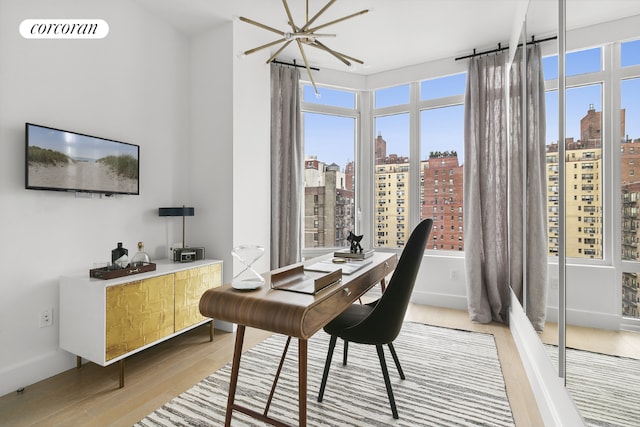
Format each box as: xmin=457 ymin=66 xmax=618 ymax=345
xmin=239 ymin=0 xmax=370 ymax=93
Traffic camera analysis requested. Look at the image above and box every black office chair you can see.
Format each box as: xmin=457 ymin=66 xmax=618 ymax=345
xmin=317 ymin=219 xmax=433 ymax=419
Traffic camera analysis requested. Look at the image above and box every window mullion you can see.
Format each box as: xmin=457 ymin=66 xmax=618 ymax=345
xmin=409 ymin=82 xmax=421 ymax=231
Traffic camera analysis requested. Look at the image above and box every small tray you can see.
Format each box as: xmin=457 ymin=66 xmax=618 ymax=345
xmin=89 ymin=262 xmax=156 ymax=280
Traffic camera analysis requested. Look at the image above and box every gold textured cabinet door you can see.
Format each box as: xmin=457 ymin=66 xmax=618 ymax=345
xmin=174 ymin=264 xmax=221 ymax=332
xmin=105 ymin=274 xmax=175 ymax=361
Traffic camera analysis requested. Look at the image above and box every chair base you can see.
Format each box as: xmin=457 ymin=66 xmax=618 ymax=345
xmin=317 ymin=337 xmax=404 ymax=419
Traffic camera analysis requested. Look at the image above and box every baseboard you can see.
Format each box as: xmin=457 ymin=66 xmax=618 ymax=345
xmin=0 ymin=349 xmax=74 ymax=398
xmin=509 ymin=290 xmax=585 ymax=427
xmin=411 ymin=290 xmax=468 ymax=310
xmin=542 ymin=305 xmax=619 ymax=330
xmin=566 ymin=308 xmax=619 ymax=330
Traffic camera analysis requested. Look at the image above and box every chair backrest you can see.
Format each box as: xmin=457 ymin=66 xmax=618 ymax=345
xmin=345 ymin=218 xmax=433 ymax=344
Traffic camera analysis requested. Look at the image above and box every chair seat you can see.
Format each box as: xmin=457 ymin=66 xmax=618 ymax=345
xmin=324 ymin=303 xmax=374 ymax=339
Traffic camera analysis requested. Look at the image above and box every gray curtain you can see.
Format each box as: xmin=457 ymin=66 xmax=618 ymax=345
xmin=521 ymin=44 xmax=548 ymax=331
xmin=464 ymin=45 xmax=547 ymax=330
xmin=270 ymin=63 xmax=302 ymax=269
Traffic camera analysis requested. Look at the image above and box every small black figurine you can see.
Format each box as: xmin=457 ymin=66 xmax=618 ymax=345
xmin=347 ymin=231 xmax=364 ymax=253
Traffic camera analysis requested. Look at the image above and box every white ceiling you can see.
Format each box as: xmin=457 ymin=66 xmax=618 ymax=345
xmin=134 ymin=0 xmax=640 ymax=75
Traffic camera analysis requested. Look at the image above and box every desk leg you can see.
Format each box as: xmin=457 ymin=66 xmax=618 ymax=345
xmin=380 ymin=276 xmax=387 ymax=293
xmin=225 ymin=325 xmax=245 ymax=427
xmin=299 ymin=338 xmax=308 ymax=427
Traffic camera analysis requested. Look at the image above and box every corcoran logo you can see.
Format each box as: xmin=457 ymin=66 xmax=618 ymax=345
xmin=19 ymin=19 xmax=109 ymax=39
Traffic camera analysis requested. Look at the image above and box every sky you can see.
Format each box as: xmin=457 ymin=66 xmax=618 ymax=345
xmin=303 ymin=39 xmax=640 ymax=170
xmin=28 ymin=124 xmax=138 ymax=161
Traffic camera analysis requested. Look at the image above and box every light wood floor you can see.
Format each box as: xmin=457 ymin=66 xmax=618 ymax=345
xmin=539 ymin=321 xmax=640 ymax=359
xmin=0 ymin=304 xmax=544 ymax=427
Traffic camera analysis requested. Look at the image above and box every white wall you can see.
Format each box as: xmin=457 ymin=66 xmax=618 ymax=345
xmin=231 ymin=21 xmax=271 ymax=273
xmin=189 ymin=24 xmax=234 ymax=278
xmin=0 ymin=0 xmax=271 ymax=397
xmin=189 ymin=20 xmax=271 ymax=286
xmin=0 ymin=0 xmax=191 ymax=397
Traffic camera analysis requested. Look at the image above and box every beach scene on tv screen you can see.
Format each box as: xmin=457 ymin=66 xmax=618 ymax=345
xmin=27 ymin=126 xmax=139 ymax=193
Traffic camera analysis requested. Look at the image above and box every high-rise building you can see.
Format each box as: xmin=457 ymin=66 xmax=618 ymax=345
xmin=303 ymin=157 xmax=355 ymax=248
xmin=621 ymin=137 xmax=640 ymax=317
xmin=546 ymin=138 xmax=603 ymax=258
xmin=373 ymin=134 xmax=410 ymax=247
xmin=421 ymin=153 xmax=464 ymax=251
xmin=547 ymin=106 xmax=627 ymax=259
xmin=374 ymin=134 xmax=464 ymax=250
xmin=374 ymin=161 xmax=410 ymax=247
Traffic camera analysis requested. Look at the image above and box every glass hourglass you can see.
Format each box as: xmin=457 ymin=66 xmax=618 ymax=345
xmin=231 ymin=245 xmax=265 ymax=290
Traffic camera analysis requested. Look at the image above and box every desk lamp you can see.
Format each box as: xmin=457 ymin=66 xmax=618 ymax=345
xmin=158 ymin=205 xmax=195 ymax=249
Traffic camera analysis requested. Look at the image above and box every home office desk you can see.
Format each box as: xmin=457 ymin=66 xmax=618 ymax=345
xmin=199 ymin=251 xmax=397 ymax=427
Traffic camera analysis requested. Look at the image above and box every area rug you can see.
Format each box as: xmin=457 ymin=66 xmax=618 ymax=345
xmin=135 ymin=322 xmax=514 ymax=426
xmin=545 ymin=345 xmax=640 ymax=427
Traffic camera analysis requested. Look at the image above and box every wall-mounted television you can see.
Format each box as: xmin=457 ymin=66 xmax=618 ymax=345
xmin=25 ymin=123 xmax=140 ymax=195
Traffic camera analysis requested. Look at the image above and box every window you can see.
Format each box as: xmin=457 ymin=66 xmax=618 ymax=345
xmin=375 ymin=84 xmax=409 ymax=109
xmin=622 ymin=39 xmax=640 ymax=67
xmin=543 ymin=47 xmax=602 ymax=80
xmin=420 ymin=83 xmax=465 ymax=252
xmin=621 ymin=72 xmax=640 ymax=317
xmin=374 ymin=113 xmax=410 ymax=249
xmin=303 ymin=85 xmax=355 ymax=109
xmin=420 ymin=74 xmax=466 ymax=100
xmin=621 ymin=77 xmax=640 ymax=270
xmin=545 ymin=76 xmax=603 ymax=259
xmin=302 ymin=85 xmax=356 ymax=249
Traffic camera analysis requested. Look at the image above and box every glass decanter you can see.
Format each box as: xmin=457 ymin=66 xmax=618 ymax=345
xmin=130 ymin=241 xmax=151 ymax=267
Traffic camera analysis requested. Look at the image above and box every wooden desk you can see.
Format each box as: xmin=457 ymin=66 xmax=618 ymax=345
xmin=199 ymin=252 xmax=397 ymax=427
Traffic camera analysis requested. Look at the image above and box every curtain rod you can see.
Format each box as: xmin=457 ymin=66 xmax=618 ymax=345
xmin=454 ymin=35 xmax=558 ymax=61
xmin=272 ymin=59 xmax=320 ymax=71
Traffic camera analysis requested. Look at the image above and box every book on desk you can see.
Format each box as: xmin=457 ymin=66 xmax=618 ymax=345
xmin=333 ymin=248 xmax=374 ymax=260
xmin=304 ymin=258 xmax=373 ymax=275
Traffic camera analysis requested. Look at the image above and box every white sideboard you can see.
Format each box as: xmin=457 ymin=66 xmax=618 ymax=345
xmin=59 ymin=259 xmax=222 ymax=387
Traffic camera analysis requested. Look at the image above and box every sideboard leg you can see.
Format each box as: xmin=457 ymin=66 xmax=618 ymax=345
xmin=76 ymin=356 xmax=82 ymax=369
xmin=119 ymin=359 xmax=125 ymax=388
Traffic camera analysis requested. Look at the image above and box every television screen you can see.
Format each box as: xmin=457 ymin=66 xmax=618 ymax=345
xmin=25 ymin=123 xmax=140 ymax=195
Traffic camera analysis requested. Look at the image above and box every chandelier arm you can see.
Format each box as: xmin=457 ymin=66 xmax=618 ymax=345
xmin=307 ymin=9 xmax=370 ymax=33
xmin=306 ymin=40 xmax=350 ymax=66
xmin=239 ymin=16 xmax=285 ymax=36
xmin=244 ymin=38 xmax=287 ymax=56
xmin=266 ymin=40 xmax=293 ymax=63
xmin=300 ymin=0 xmax=337 ymax=32
xmin=295 ymin=39 xmax=318 ymax=94
xmin=281 ymin=0 xmax=298 ymax=33
xmin=308 ymin=40 xmax=364 ymax=65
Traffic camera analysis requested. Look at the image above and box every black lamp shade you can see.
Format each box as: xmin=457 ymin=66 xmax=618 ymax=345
xmin=158 ymin=207 xmax=195 ymax=217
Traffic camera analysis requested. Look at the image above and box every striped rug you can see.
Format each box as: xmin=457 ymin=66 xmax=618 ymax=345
xmin=135 ymin=322 xmax=514 ymax=426
xmin=545 ymin=345 xmax=640 ymax=427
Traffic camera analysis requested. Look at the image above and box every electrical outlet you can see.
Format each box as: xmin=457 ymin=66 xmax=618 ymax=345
xmin=550 ymin=277 xmax=559 ymax=290
xmin=450 ymin=269 xmax=460 ymax=281
xmin=39 ymin=309 xmax=53 ymax=328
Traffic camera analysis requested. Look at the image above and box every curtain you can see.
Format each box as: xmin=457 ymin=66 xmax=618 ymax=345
xmin=270 ymin=63 xmax=302 ymax=269
xmin=464 ymin=45 xmax=547 ymax=330
xmin=521 ymin=44 xmax=548 ymax=331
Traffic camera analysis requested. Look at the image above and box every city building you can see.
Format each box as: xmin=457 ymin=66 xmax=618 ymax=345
xmin=421 ymin=152 xmax=465 ymax=251
xmin=373 ymin=133 xmax=411 ymax=248
xmin=304 ymin=156 xmax=354 ymax=248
